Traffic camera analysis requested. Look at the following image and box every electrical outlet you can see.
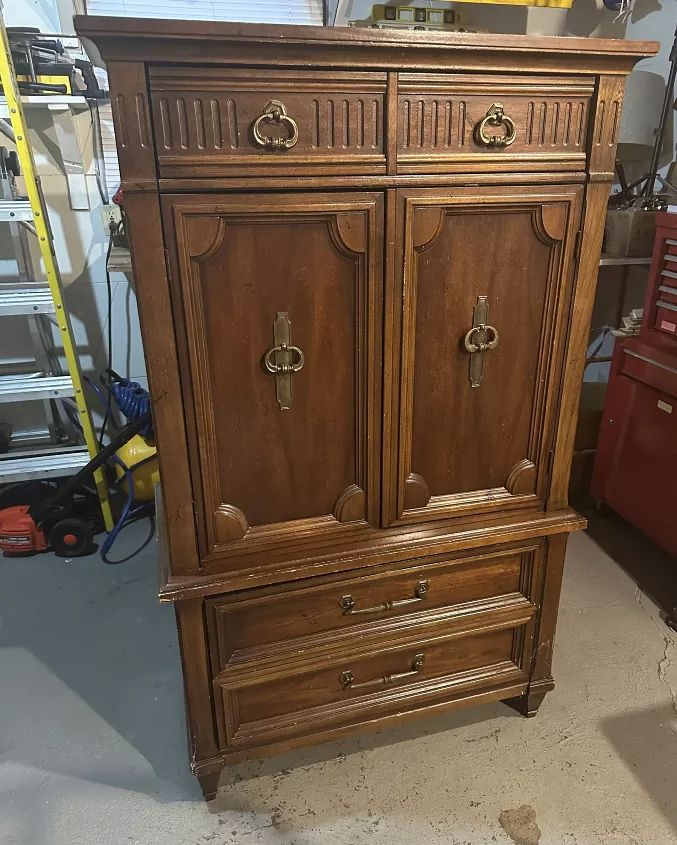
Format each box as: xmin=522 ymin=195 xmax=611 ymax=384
xmin=101 ymin=203 xmax=122 ymax=233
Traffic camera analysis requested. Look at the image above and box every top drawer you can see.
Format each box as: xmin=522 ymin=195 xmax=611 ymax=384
xmin=397 ymin=73 xmax=594 ymax=173
xmin=148 ymin=67 xmax=387 ymax=178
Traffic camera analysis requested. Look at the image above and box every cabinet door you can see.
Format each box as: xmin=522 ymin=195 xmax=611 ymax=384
xmin=384 ymin=185 xmax=583 ymax=526
xmin=162 ymin=193 xmax=383 ymax=563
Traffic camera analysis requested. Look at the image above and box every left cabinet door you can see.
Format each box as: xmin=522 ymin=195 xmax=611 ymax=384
xmin=162 ymin=193 xmax=383 ymax=565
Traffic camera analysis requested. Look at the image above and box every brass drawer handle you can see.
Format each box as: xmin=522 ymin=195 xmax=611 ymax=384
xmin=252 ymin=99 xmax=299 ymax=151
xmin=475 ymin=102 xmax=516 ymax=149
xmin=339 ymin=579 xmax=429 ymax=615
xmin=340 ymin=653 xmax=425 ymax=690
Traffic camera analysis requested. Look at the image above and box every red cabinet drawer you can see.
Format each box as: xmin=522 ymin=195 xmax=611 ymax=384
xmin=619 ymin=346 xmax=677 ymax=399
xmin=640 ymin=218 xmax=677 ymax=349
xmin=658 ymin=283 xmax=677 ymax=307
xmin=655 ymin=298 xmax=677 ymax=336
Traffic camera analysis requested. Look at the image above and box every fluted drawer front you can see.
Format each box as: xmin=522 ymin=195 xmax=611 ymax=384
xmin=148 ymin=67 xmax=387 ymax=177
xmin=397 ymin=73 xmax=595 ymax=173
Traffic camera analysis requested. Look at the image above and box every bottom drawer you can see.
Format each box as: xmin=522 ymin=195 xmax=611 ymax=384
xmin=214 ymin=620 xmax=531 ymax=749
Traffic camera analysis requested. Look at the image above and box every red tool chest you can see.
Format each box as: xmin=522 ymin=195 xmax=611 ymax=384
xmin=591 ymin=213 xmax=677 ymax=556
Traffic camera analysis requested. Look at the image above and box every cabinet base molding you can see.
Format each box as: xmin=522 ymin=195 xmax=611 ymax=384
xmin=194 ymin=677 xmax=531 ymax=800
xmin=160 ymin=508 xmax=586 ymax=601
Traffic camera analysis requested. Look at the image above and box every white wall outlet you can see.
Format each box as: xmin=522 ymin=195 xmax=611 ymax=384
xmin=101 ymin=203 xmax=122 ymax=233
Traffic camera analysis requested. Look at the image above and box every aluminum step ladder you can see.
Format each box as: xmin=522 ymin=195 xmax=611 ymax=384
xmin=0 ymin=19 xmax=112 ymax=529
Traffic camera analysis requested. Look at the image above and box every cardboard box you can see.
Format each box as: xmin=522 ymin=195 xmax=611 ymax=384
xmin=604 ymin=207 xmax=658 ymax=257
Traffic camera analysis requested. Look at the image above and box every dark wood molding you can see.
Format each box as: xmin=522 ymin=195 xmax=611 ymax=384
xmin=76 ymin=16 xmax=656 ymax=75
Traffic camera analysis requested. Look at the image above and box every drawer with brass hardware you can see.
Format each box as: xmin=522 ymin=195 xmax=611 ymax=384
xmin=206 ymin=543 xmax=541 ymax=673
xmin=396 ymin=73 xmax=594 ymax=173
xmin=148 ymin=67 xmax=387 ymax=177
xmin=212 ymin=620 xmax=532 ymax=749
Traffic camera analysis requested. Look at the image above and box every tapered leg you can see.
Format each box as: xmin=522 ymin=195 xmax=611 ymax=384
xmin=197 ymin=768 xmax=222 ymax=802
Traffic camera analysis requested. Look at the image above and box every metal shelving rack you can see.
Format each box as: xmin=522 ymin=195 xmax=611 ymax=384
xmin=0 ymin=18 xmax=112 ymax=529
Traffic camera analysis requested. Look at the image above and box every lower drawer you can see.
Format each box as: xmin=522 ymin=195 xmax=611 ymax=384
xmin=206 ymin=543 xmax=541 ymax=671
xmin=213 ymin=612 xmax=533 ymax=749
xmin=619 ymin=346 xmax=677 ymax=399
xmin=655 ymin=302 xmax=677 ymax=337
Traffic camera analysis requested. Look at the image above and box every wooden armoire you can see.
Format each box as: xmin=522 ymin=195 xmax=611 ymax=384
xmin=76 ymin=16 xmax=655 ymax=799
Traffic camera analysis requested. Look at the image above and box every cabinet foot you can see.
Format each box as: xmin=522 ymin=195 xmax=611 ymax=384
xmin=197 ymin=768 xmax=222 ymax=802
xmin=504 ymin=688 xmax=550 ymax=718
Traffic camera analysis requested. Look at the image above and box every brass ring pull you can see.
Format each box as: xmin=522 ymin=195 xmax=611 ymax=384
xmin=476 ymin=102 xmax=516 ymax=149
xmin=463 ymin=324 xmax=499 ymax=354
xmin=264 ymin=342 xmax=304 ymax=374
xmin=252 ymin=99 xmax=299 ymax=151
xmin=340 ymin=653 xmax=425 ymax=691
xmin=339 ymin=580 xmax=429 ymax=615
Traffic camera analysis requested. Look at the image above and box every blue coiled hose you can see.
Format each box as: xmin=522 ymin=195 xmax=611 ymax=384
xmin=108 ymin=377 xmax=153 ymax=438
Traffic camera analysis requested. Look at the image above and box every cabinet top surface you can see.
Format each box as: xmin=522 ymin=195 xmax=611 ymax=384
xmin=75 ymin=16 xmax=656 ymax=71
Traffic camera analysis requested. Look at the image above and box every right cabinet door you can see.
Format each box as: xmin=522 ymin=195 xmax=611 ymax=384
xmin=385 ymin=185 xmax=583 ymax=527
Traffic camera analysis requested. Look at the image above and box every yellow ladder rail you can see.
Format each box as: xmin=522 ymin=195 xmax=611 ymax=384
xmin=0 ymin=21 xmax=113 ymax=531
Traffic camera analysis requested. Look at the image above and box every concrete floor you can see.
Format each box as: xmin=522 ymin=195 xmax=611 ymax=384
xmin=1 ymin=516 xmax=676 ymax=845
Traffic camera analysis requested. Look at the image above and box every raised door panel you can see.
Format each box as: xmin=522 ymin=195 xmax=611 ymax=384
xmin=162 ymin=193 xmax=383 ymax=565
xmin=385 ymin=185 xmax=583 ymax=527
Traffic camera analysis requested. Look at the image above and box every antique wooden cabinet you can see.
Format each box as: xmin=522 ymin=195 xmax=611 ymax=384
xmin=76 ymin=16 xmax=655 ymax=799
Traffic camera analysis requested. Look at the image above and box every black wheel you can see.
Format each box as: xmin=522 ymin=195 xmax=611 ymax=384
xmin=49 ymin=518 xmax=94 ymax=557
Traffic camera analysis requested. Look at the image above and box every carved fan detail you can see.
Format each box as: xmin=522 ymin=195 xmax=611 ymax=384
xmin=214 ymin=504 xmax=249 ymax=542
xmin=505 ymin=459 xmax=537 ymax=496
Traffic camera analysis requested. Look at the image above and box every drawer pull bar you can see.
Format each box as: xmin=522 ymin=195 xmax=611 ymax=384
xmin=252 ymin=99 xmax=299 ymax=151
xmin=339 ymin=579 xmax=429 ymax=615
xmin=475 ymin=102 xmax=516 ymax=149
xmin=340 ymin=653 xmax=425 ymax=690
